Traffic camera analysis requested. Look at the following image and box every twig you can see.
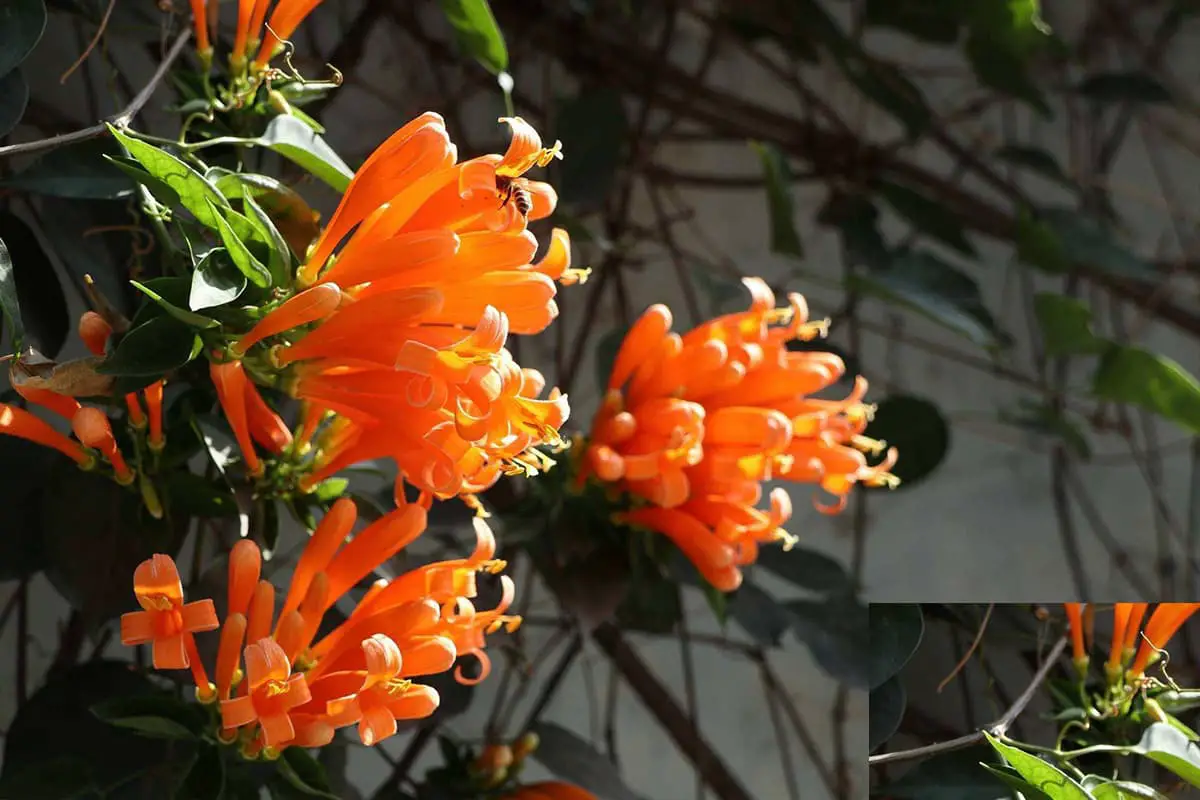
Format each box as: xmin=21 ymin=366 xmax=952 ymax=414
xmin=868 ymin=634 xmax=1069 ymax=766
xmin=592 ymin=622 xmax=755 ymax=800
xmin=518 ymin=631 xmax=584 ymax=734
xmin=937 ymin=604 xmax=993 ymax=693
xmin=0 ymin=27 xmax=192 ymax=159
xmin=60 ymin=0 xmax=116 ymax=85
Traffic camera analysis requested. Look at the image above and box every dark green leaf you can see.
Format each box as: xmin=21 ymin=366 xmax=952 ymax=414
xmin=963 ymin=0 xmax=1055 ymax=116
xmin=91 ymin=693 xmax=206 ymax=740
xmin=985 ymin=733 xmax=1094 ymax=798
xmin=437 ymin=0 xmax=508 ymax=74
xmin=881 ymin=746 xmax=1010 ymax=799
xmin=879 ymin=181 xmax=975 ymax=256
xmin=0 ymin=211 xmax=69 ymax=356
xmin=251 ymin=497 xmax=282 ymax=556
xmin=0 ymin=230 xmax=24 ymax=345
xmin=3 ymin=138 xmax=135 ymax=199
xmin=980 ymin=764 xmax=1055 ymax=800
xmin=207 ymin=200 xmax=271 ymax=288
xmin=1076 ymin=72 xmax=1172 ymax=105
xmin=0 ymin=68 xmax=29 ymax=138
xmin=1016 ymin=207 xmax=1071 ymax=273
xmin=837 ymin=55 xmax=931 ymax=139
xmin=164 ymin=470 xmax=240 ymax=517
xmin=275 ymin=748 xmax=338 ymax=799
xmin=754 ymin=544 xmax=852 ymax=595
xmin=0 ymin=662 xmax=198 ymax=799
xmin=553 ymin=89 xmax=626 ymax=211
xmin=851 ymin=252 xmax=1005 ymax=348
xmin=749 ymin=141 xmax=802 ymax=257
xmin=965 ymin=31 xmax=1049 ymax=116
xmin=107 ymin=126 xmax=228 ymax=227
xmin=256 ymin=115 xmax=353 ymax=192
xmin=175 ymin=745 xmax=226 ymax=800
xmin=868 ymin=675 xmax=905 ymax=753
xmin=0 ymin=0 xmax=47 ymax=76
xmin=1041 ymin=207 xmax=1154 ymax=279
xmin=1093 ymin=345 xmax=1200 ymax=434
xmin=131 ymin=279 xmax=219 ymax=329
xmin=190 ymin=248 xmax=248 ymax=311
xmin=1033 ymin=293 xmax=1105 ymax=357
xmin=863 ymin=0 xmax=962 ymax=43
xmin=242 ymin=191 xmax=291 ymax=288
xmin=531 ymin=722 xmax=640 ymax=800
xmin=617 ymin=566 xmax=682 ymax=634
xmin=995 ymin=145 xmax=1074 ymax=189
xmin=38 ymin=197 xmax=137 ymax=317
xmin=0 ymin=438 xmax=58 ymax=580
xmin=97 ymin=315 xmax=203 ymax=377
xmin=869 ymin=604 xmax=923 ymax=690
xmin=998 ymin=399 xmax=1092 ymax=460
xmin=864 ymin=395 xmax=950 ymax=487
xmin=785 ymin=593 xmax=870 ymax=687
xmin=818 ymin=192 xmax=889 ymax=269
xmin=727 ymin=582 xmax=793 ymax=647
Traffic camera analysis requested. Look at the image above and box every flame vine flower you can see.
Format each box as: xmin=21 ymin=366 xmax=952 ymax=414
xmin=119 ymin=496 xmax=519 ymax=756
xmin=579 ymin=278 xmax=898 ymax=591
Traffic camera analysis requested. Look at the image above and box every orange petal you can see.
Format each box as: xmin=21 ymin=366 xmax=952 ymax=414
xmin=245 ymin=580 xmax=277 ymax=649
xmin=133 ymin=554 xmax=184 ymax=608
xmin=244 ymin=637 xmax=292 ymax=689
xmin=216 ymin=613 xmax=247 ymax=700
xmin=280 ymin=497 xmax=357 ymax=620
xmin=181 ymin=599 xmax=219 ymax=633
xmin=228 ymin=539 xmax=262 ymax=617
xmin=322 ymin=505 xmax=428 ymax=609
xmin=236 ymin=284 xmax=343 ymax=353
xmin=120 ymin=610 xmax=154 ymax=645
xmin=220 ymin=695 xmax=257 ymax=730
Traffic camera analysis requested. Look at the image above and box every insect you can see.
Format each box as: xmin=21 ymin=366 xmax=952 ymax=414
xmin=496 ymin=175 xmax=532 ymax=218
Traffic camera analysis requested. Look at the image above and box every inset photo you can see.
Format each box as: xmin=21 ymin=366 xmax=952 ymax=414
xmin=870 ymin=603 xmax=1200 ymax=799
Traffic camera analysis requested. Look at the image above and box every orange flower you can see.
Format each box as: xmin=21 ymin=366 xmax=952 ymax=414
xmin=189 ymin=0 xmax=211 ymax=55
xmin=1109 ymin=602 xmax=1132 ymax=674
xmin=73 ymin=407 xmax=134 ymax=484
xmin=0 ymin=403 xmax=93 ymax=466
xmin=120 ymin=555 xmax=219 ymax=686
xmin=144 ymin=381 xmax=164 ymax=449
xmin=1064 ymin=603 xmax=1086 ymax=666
xmin=227 ymin=115 xmax=577 ymax=501
xmin=502 ymin=783 xmax=598 ymax=800
xmin=1129 ymin=603 xmax=1200 ymax=677
xmin=585 ymin=279 xmax=896 ymax=590
xmin=254 ymin=0 xmax=326 ymax=69
xmin=219 ymin=637 xmax=313 ymax=748
xmin=1122 ymin=602 xmax=1149 ymax=655
xmin=211 ymin=359 xmax=291 ymax=476
xmin=78 ymin=310 xmax=111 ymax=356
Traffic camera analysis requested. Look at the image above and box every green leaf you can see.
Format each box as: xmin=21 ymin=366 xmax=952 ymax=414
xmin=0 ymin=0 xmax=46 ymax=76
xmin=164 ymin=470 xmax=240 ymax=518
xmin=131 ymin=279 xmax=219 ymax=329
xmin=0 ymin=67 xmax=29 ymax=138
xmin=864 ymin=394 xmax=950 ymax=487
xmin=749 ymin=141 xmax=803 ymax=257
xmin=1133 ymin=723 xmax=1200 ymax=788
xmin=965 ymin=30 xmax=1049 ymax=116
xmin=879 ymin=181 xmax=976 ymax=256
xmin=207 ymin=199 xmax=271 ymax=289
xmin=175 ymin=745 xmax=225 ymax=800
xmin=2 ymin=138 xmax=134 ymax=199
xmin=995 ymin=145 xmax=1075 ymax=189
xmin=106 ymin=125 xmax=228 ymax=227
xmin=1076 ymin=71 xmax=1172 ymax=105
xmin=242 ymin=190 xmax=291 ymax=288
xmin=785 ymin=593 xmax=870 ymax=687
xmin=869 ymin=675 xmax=905 ymax=753
xmin=980 ymin=764 xmax=1055 ymax=800
xmin=0 ymin=231 xmax=26 ymax=346
xmin=0 ymin=438 xmax=57 ymax=580
xmin=1033 ymin=293 xmax=1105 ymax=357
xmin=998 ymin=399 xmax=1092 ymax=460
xmin=190 ymin=248 xmax=248 ymax=310
xmin=275 ymin=747 xmax=339 ymax=799
xmin=1084 ymin=778 xmax=1170 ymax=799
xmin=1016 ymin=207 xmax=1071 ymax=273
xmin=103 ymin=154 xmax=183 ymax=207
xmin=0 ymin=211 xmax=69 ymax=356
xmin=880 ymin=747 xmax=1011 ymax=799
xmin=1041 ymin=207 xmax=1154 ymax=279
xmin=1093 ymin=346 xmax=1200 ymax=434
xmin=837 ymin=54 xmax=931 ymax=139
xmin=818 ymin=192 xmax=889 ymax=269
xmin=754 ymin=544 xmax=853 ymax=595
xmin=437 ymin=0 xmax=508 ymax=74
xmin=531 ymin=722 xmax=640 ymax=800
xmin=553 ymin=88 xmax=627 ymax=210
xmin=984 ymin=732 xmax=1095 ymax=799
xmin=851 ymin=252 xmax=1005 ymax=348
xmin=91 ymin=694 xmax=205 ymax=740
xmin=727 ymin=582 xmax=794 ymax=647
xmin=97 ymin=315 xmax=203 ymax=377
xmin=963 ymin=0 xmax=1055 ymax=116
xmin=869 ymin=604 xmax=923 ymax=690
xmin=256 ymin=115 xmax=353 ymax=192
xmin=313 ymin=477 xmax=349 ymax=502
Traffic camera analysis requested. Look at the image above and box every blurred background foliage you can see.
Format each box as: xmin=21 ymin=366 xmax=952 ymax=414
xmin=2 ymin=0 xmax=1200 ymax=798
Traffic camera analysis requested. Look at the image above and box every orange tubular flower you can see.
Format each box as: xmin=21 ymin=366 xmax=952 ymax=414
xmin=253 ymin=0 xmax=325 ymax=69
xmin=78 ymin=310 xmax=112 ymax=356
xmin=211 ymin=360 xmax=292 ymax=475
xmin=73 ymin=407 xmax=133 ymax=484
xmin=1109 ymin=603 xmax=1133 ymax=674
xmin=121 ymin=497 xmax=520 ymax=755
xmin=237 ymin=115 xmax=576 ymax=502
xmin=120 ymin=555 xmax=219 ymax=676
xmin=584 ymin=279 xmax=897 ymax=590
xmin=1122 ymin=602 xmax=1149 ymax=657
xmin=502 ymin=783 xmax=599 ymax=800
xmin=187 ymin=0 xmax=211 ymax=55
xmin=145 ymin=381 xmax=165 ymax=450
xmin=12 ymin=383 xmax=82 ymax=420
xmin=1129 ymin=603 xmax=1200 ymax=678
xmin=1064 ymin=603 xmax=1086 ymax=669
xmin=0 ymin=404 xmax=93 ymax=466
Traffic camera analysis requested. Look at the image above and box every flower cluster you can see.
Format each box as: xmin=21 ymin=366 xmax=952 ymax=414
xmin=581 ymin=278 xmax=898 ymax=591
xmin=1065 ymin=602 xmax=1200 ymax=684
xmin=1 ymin=311 xmax=167 ymax=512
xmin=217 ymin=114 xmax=578 ymax=505
xmin=120 ymin=496 xmax=519 ymax=755
xmin=185 ymin=0 xmax=327 ymax=71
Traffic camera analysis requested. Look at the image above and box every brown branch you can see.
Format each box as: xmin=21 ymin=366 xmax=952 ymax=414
xmin=0 ymin=27 xmax=192 ymax=159
xmin=592 ymin=622 xmax=755 ymax=800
